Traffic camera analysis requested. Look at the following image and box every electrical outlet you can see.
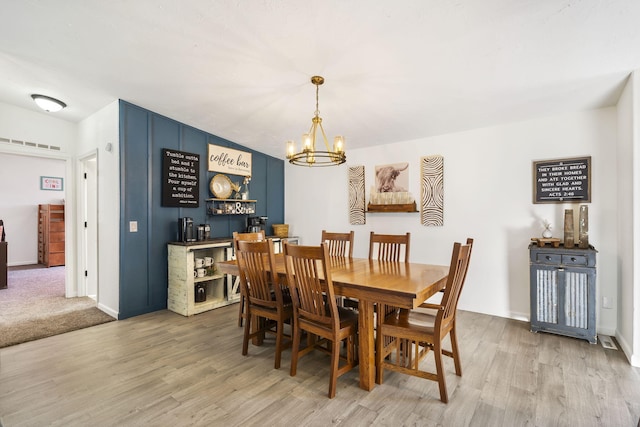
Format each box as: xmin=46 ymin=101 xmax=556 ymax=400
xmin=129 ymin=221 xmax=138 ymax=232
xmin=602 ymin=296 xmax=612 ymax=309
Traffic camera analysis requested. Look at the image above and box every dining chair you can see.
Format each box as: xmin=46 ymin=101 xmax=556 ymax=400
xmin=235 ymin=239 xmax=293 ymax=369
xmin=368 ymin=231 xmax=411 ymax=262
xmin=375 ymin=238 xmax=473 ymax=403
xmin=321 ymin=230 xmax=354 ymax=258
xmin=283 ymin=241 xmax=358 ymax=398
xmin=233 ymin=230 xmax=266 ymax=327
xmin=356 ymin=231 xmax=412 ymax=315
xmin=321 ymin=230 xmax=356 ymax=308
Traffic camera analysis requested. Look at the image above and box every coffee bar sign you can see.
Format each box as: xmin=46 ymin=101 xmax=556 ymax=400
xmin=208 ymin=144 xmax=252 ymax=176
xmin=533 ymin=156 xmax=591 ymax=204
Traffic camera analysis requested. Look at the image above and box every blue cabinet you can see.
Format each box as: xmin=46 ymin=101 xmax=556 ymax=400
xmin=529 ymin=243 xmax=597 ymax=344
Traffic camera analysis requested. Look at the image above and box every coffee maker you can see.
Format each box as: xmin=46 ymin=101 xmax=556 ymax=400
xmin=246 ymin=216 xmax=267 ymax=233
xmin=178 ymin=217 xmax=196 ymax=242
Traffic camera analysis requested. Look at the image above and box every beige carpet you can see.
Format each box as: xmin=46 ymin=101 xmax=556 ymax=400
xmin=0 ymin=265 xmax=115 ymax=348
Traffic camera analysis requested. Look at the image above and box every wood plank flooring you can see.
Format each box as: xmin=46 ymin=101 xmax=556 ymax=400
xmin=1 ymin=305 xmax=639 ymax=427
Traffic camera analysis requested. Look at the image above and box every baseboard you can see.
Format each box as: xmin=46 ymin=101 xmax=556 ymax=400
xmin=616 ymin=332 xmax=640 ymax=367
xmin=508 ymin=310 xmax=529 ymax=322
xmin=97 ymin=302 xmax=118 ymax=320
xmin=7 ymin=260 xmax=39 ymax=267
xmin=597 ymin=326 xmax=616 ymax=336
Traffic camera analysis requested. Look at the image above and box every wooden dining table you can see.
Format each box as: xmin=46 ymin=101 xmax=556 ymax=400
xmin=217 ymin=254 xmax=449 ymax=391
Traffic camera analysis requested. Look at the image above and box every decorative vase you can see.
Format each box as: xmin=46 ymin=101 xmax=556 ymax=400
xmin=542 ymin=225 xmax=553 ymax=239
xmin=564 ymin=209 xmax=574 ymax=248
xmin=578 ymin=205 xmax=589 ymax=248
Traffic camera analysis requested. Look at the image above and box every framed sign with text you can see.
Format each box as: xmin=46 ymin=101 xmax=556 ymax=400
xmin=40 ymin=176 xmax=63 ymax=191
xmin=208 ymin=144 xmax=252 ymax=176
xmin=162 ymin=149 xmax=200 ymax=208
xmin=533 ymin=156 xmax=591 ymax=204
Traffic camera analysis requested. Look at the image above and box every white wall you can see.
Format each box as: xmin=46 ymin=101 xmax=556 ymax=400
xmin=0 ymin=101 xmax=76 ymax=152
xmin=0 ymin=152 xmax=66 ymax=265
xmin=616 ymin=71 xmax=640 ymax=366
xmin=285 ymin=108 xmax=619 ymax=335
xmin=77 ymin=100 xmax=120 ymax=318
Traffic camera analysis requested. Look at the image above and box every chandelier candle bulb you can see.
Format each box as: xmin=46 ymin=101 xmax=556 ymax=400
xmin=286 ymin=140 xmax=296 ymax=158
xmin=303 ymin=133 xmax=312 ymax=151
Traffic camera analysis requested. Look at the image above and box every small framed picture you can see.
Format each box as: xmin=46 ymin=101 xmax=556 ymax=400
xmin=40 ymin=176 xmax=64 ymax=191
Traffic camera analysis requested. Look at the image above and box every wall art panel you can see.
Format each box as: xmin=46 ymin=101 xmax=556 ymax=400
xmin=348 ymin=165 xmax=366 ymax=225
xmin=421 ymin=155 xmax=444 ymax=226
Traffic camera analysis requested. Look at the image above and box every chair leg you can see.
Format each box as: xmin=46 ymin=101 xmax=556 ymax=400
xmin=433 ymin=339 xmax=448 ymax=403
xmin=328 ymin=339 xmax=340 ymax=398
xmin=449 ymin=324 xmax=462 ymax=376
xmin=274 ymin=319 xmax=283 ymax=369
xmin=238 ymin=294 xmax=245 ymax=327
xmin=242 ymin=309 xmax=251 ymax=356
xmin=375 ymin=330 xmax=384 ymax=384
xmin=290 ymin=322 xmax=300 ymax=377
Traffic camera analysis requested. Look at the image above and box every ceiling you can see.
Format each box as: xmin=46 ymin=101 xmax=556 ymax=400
xmin=1 ymin=0 xmax=639 ymax=159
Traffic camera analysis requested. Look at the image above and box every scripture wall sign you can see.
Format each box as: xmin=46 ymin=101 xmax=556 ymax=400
xmin=208 ymin=144 xmax=252 ymax=176
xmin=162 ymin=148 xmax=200 ymax=207
xmin=533 ymin=156 xmax=591 ymax=204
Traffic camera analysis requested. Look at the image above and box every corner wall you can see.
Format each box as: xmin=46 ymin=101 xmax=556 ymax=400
xmin=77 ymin=100 xmax=120 ymax=318
xmin=616 ymin=71 xmax=640 ymax=366
xmin=118 ymin=101 xmax=284 ymax=319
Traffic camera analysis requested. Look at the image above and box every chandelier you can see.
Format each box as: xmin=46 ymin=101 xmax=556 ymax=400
xmin=286 ymin=76 xmax=346 ymax=166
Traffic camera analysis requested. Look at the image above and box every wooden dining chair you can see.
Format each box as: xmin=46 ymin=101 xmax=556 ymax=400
xmin=321 ymin=230 xmax=355 ymax=308
xmin=233 ymin=230 xmax=266 ymax=327
xmin=368 ymin=231 xmax=411 ymax=262
xmin=321 ymin=230 xmax=354 ymax=257
xmin=283 ymin=242 xmax=358 ymax=398
xmin=357 ymin=231 xmax=412 ymax=315
xmin=235 ymin=239 xmax=293 ymax=369
xmin=375 ymin=238 xmax=473 ymax=403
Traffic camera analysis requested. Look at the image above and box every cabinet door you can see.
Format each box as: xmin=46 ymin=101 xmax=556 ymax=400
xmin=560 ymin=267 xmax=592 ymax=330
xmin=531 ymin=265 xmax=559 ymax=325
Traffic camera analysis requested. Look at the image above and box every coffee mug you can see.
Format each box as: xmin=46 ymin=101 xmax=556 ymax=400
xmin=204 ymin=257 xmax=213 ymax=267
xmin=195 ymin=258 xmax=204 ymax=268
xmin=196 ymin=268 xmax=206 ymax=278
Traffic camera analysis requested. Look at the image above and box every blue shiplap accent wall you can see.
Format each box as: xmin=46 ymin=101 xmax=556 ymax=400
xmin=118 ymin=100 xmax=284 ymax=319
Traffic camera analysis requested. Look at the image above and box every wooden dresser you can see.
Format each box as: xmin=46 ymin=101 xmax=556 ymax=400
xmin=38 ymin=204 xmax=65 ymax=267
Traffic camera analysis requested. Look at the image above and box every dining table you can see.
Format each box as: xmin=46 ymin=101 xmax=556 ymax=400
xmin=217 ymin=254 xmax=449 ymax=391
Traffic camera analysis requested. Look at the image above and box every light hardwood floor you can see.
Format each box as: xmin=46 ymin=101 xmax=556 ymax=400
xmin=1 ymin=305 xmax=638 ymax=427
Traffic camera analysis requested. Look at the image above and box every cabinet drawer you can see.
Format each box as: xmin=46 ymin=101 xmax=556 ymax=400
xmin=50 ymin=242 xmax=65 ymax=252
xmin=561 ymin=254 xmax=588 ymax=266
xmin=50 ymin=221 xmax=65 ymax=232
xmin=535 ymin=253 xmax=562 ymax=264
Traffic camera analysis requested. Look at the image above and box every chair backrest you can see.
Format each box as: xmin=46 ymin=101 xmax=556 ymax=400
xmin=321 ymin=230 xmax=354 ymax=258
xmin=283 ymin=242 xmax=339 ymax=329
xmin=439 ymin=238 xmax=473 ymax=323
xmin=235 ymin=239 xmax=281 ymax=308
xmin=368 ymin=232 xmax=411 ymax=262
xmin=232 ymin=230 xmax=266 ymax=252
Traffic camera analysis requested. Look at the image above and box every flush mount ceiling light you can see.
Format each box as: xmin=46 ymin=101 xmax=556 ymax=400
xmin=31 ymin=94 xmax=67 ymax=112
xmin=285 ymin=76 xmax=346 ymax=167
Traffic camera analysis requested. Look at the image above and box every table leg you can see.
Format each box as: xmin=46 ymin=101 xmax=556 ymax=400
xmin=357 ymin=299 xmax=375 ymax=391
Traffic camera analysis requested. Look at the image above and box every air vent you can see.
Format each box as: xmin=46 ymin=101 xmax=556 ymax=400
xmin=1 ymin=136 xmax=63 ymax=152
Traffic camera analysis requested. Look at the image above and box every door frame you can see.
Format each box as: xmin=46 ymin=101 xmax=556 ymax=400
xmin=77 ymin=150 xmax=99 ymax=299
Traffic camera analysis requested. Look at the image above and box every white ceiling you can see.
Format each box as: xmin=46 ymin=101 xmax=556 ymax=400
xmin=1 ymin=0 xmax=639 ymax=159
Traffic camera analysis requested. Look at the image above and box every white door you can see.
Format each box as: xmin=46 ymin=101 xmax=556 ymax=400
xmin=80 ymin=154 xmax=98 ymax=299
